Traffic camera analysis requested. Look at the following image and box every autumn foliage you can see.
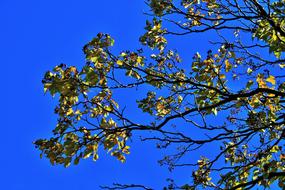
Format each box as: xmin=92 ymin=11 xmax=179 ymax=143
xmin=35 ymin=0 xmax=285 ymax=189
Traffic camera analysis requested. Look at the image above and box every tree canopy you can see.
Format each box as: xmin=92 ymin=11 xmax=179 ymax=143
xmin=35 ymin=0 xmax=285 ymax=189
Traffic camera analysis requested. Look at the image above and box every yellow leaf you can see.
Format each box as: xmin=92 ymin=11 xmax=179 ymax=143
xmin=122 ymin=146 xmax=130 ymax=154
xmin=279 ymin=64 xmax=285 ymax=68
xmin=271 ymin=145 xmax=279 ymax=153
xmin=212 ymin=108 xmax=218 ymax=116
xmin=69 ymin=66 xmax=77 ymax=73
xmin=66 ymin=108 xmax=73 ymax=116
xmin=104 ymin=105 xmax=113 ymax=112
xmin=266 ymin=75 xmax=276 ymax=85
xmin=177 ymin=95 xmax=183 ymax=103
xmin=90 ymin=56 xmax=98 ymax=63
xmin=225 ymin=59 xmax=232 ymax=72
xmin=120 ymin=52 xmax=127 ymax=57
xmin=116 ymin=60 xmax=123 ymax=66
xmin=156 ymin=102 xmax=164 ymax=111
xmin=133 ymin=71 xmax=141 ymax=79
xmin=249 ymin=96 xmax=261 ymax=108
xmin=75 ymin=110 xmax=81 ymax=115
xmin=256 ymin=74 xmax=266 ymax=88
xmin=83 ymin=152 xmax=92 ymax=159
xmin=220 ymin=74 xmax=226 ymax=79
xmin=137 ymin=56 xmax=142 ymax=64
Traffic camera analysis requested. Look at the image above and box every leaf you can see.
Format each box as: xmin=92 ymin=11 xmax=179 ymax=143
xmin=220 ymin=74 xmax=226 ymax=79
xmin=109 ymin=38 xmax=115 ymax=46
xmin=246 ymin=80 xmax=254 ymax=89
xmin=247 ymin=68 xmax=253 ymax=75
xmin=126 ymin=70 xmax=133 ymax=76
xmin=69 ymin=66 xmax=77 ymax=74
xmin=74 ymin=157 xmax=80 ymax=165
xmin=104 ymin=105 xmax=113 ymax=112
xmin=274 ymin=51 xmax=281 ymax=58
xmin=93 ymin=154 xmax=99 ymax=161
xmin=156 ymin=102 xmax=164 ymax=111
xmin=271 ymin=145 xmax=279 ymax=153
xmin=212 ymin=108 xmax=218 ymax=116
xmin=177 ymin=95 xmax=183 ymax=103
xmin=66 ymin=108 xmax=73 ymax=116
xmin=44 ymin=83 xmax=52 ymax=93
xmin=256 ymin=74 xmax=266 ymax=88
xmin=122 ymin=146 xmax=130 ymax=154
xmin=225 ymin=59 xmax=232 ymax=72
xmin=83 ymin=148 xmax=93 ymax=159
xmin=120 ymin=52 xmax=127 ymax=57
xmin=137 ymin=56 xmax=143 ymax=64
xmin=266 ymin=75 xmax=276 ymax=85
xmin=64 ymin=157 xmax=71 ymax=168
xmin=132 ymin=71 xmax=141 ymax=79
xmin=116 ymin=60 xmax=123 ymax=66
xmin=196 ymin=52 xmax=201 ymax=59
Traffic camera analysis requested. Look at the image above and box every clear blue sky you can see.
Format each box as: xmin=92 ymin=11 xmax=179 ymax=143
xmin=0 ymin=1 xmax=224 ymax=189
